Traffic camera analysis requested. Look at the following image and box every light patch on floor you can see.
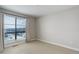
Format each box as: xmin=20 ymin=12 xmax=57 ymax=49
xmin=1 ymin=40 xmax=79 ymax=54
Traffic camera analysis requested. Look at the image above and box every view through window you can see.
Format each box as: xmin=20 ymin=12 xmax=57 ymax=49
xmin=4 ymin=14 xmax=26 ymax=45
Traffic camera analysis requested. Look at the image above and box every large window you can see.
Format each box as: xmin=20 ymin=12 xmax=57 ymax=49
xmin=4 ymin=14 xmax=26 ymax=45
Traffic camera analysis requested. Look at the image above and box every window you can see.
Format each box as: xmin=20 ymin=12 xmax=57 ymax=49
xmin=4 ymin=14 xmax=26 ymax=45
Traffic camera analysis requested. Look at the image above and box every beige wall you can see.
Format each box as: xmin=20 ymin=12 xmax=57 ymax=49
xmin=36 ymin=6 xmax=79 ymax=51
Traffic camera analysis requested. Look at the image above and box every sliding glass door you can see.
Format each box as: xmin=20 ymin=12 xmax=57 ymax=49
xmin=16 ymin=17 xmax=26 ymax=40
xmin=4 ymin=14 xmax=26 ymax=46
xmin=4 ymin=14 xmax=15 ymax=44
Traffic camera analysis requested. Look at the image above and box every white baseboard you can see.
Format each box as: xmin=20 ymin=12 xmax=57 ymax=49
xmin=38 ymin=39 xmax=79 ymax=52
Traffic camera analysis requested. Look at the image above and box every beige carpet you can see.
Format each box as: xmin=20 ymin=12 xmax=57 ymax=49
xmin=1 ymin=40 xmax=79 ymax=54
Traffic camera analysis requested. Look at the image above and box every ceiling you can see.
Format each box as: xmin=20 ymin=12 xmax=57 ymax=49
xmin=0 ymin=5 xmax=77 ymax=17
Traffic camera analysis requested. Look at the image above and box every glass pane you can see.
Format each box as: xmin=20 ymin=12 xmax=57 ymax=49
xmin=17 ymin=17 xmax=26 ymax=26
xmin=4 ymin=25 xmax=15 ymax=29
xmin=16 ymin=17 xmax=26 ymax=40
xmin=4 ymin=14 xmax=15 ymax=25
xmin=4 ymin=14 xmax=15 ymax=44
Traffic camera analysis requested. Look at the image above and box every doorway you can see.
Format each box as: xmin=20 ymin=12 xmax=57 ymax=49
xmin=3 ymin=14 xmax=26 ymax=47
